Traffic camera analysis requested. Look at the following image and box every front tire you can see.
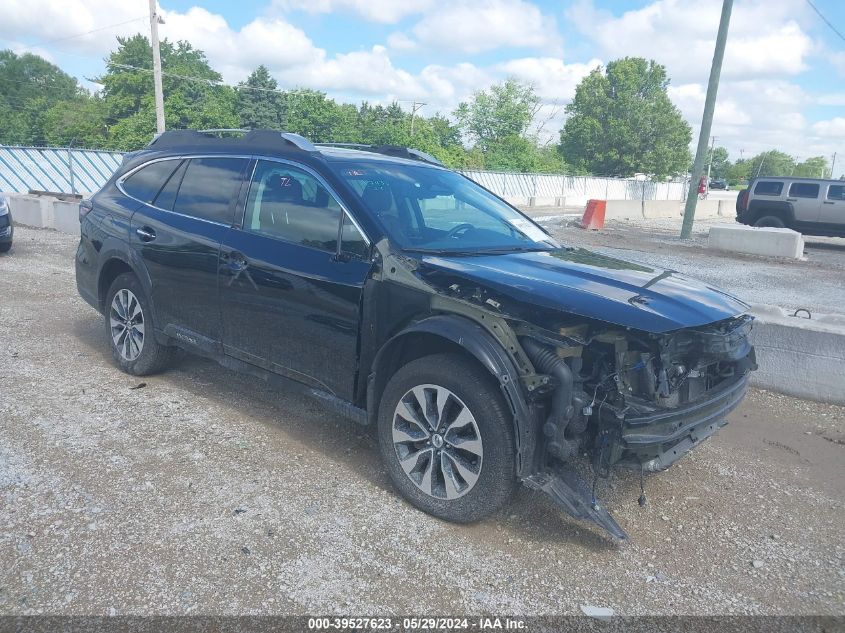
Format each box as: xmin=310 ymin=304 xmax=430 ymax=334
xmin=105 ymin=273 xmax=175 ymax=376
xmin=377 ymin=353 xmax=516 ymax=523
xmin=0 ymin=241 xmax=10 ymax=253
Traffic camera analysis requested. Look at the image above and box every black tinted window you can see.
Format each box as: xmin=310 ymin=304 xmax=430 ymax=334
xmin=789 ymin=183 xmax=819 ymax=199
xmin=122 ymin=159 xmax=181 ymax=203
xmin=341 ymin=214 xmax=368 ymax=258
xmin=174 ymin=157 xmax=247 ymax=224
xmin=827 ymin=185 xmax=845 ymax=201
xmin=754 ymin=181 xmax=783 ymax=196
xmin=244 ymin=160 xmax=343 ymax=252
xmin=153 ymin=160 xmax=187 ymax=211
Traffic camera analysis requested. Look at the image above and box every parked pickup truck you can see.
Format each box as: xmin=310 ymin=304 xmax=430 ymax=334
xmin=736 ymin=176 xmax=845 ymax=237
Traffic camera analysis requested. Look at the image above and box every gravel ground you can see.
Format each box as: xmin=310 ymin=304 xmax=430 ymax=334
xmin=533 ymin=213 xmax=845 ymax=317
xmin=1 ymin=226 xmax=843 ymax=616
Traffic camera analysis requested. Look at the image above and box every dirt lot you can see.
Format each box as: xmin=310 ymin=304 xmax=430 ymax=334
xmin=1 ymin=227 xmax=843 ymax=616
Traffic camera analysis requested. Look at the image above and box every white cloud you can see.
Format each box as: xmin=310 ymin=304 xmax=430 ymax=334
xmin=812 ymin=118 xmax=845 ymax=138
xmin=271 ymin=0 xmax=433 ymax=24
xmin=389 ymin=0 xmax=562 ymax=55
xmin=568 ymin=0 xmax=814 ymax=83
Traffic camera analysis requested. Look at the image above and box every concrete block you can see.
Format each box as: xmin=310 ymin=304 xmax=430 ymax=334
xmin=748 ymin=304 xmax=845 ymax=405
xmin=8 ymin=194 xmax=43 ymax=227
xmin=718 ymin=200 xmax=735 ymax=217
xmin=52 ymin=200 xmax=81 ymax=236
xmin=708 ymin=224 xmax=803 ymax=259
xmin=681 ymin=199 xmax=720 ymax=218
xmin=528 ymin=196 xmax=559 ymax=207
xmin=642 ymin=200 xmax=681 ymax=219
xmin=604 ymin=200 xmax=643 ymax=220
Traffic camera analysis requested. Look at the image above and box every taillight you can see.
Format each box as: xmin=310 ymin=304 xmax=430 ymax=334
xmin=79 ymin=199 xmax=93 ymax=222
xmin=741 ymin=190 xmax=749 ymax=211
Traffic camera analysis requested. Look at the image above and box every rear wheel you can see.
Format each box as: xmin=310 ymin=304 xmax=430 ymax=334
xmin=377 ymin=353 xmax=516 ymax=523
xmin=754 ymin=215 xmax=786 ymax=228
xmin=105 ymin=273 xmax=175 ymax=375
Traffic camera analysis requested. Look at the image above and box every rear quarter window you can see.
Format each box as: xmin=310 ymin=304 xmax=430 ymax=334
xmin=753 ymin=181 xmax=783 ymax=196
xmin=788 ymin=183 xmax=820 ymax=199
xmin=121 ymin=159 xmax=182 ymax=203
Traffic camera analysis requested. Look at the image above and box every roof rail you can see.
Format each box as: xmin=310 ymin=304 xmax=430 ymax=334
xmin=146 ymin=129 xmax=319 ymax=153
xmin=315 ymin=143 xmax=443 ymax=166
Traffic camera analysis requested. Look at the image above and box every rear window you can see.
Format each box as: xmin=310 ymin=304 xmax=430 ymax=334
xmin=827 ymin=185 xmax=845 ymax=201
xmin=788 ymin=183 xmax=820 ymax=199
xmin=121 ymin=159 xmax=182 ymax=203
xmin=173 ymin=157 xmax=247 ymax=224
xmin=753 ymin=181 xmax=783 ymax=196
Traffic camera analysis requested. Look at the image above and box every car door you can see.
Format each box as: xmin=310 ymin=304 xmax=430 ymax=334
xmin=786 ymin=181 xmax=821 ymax=223
xmin=819 ymin=183 xmax=845 ymax=226
xmin=219 ymin=158 xmax=373 ymax=400
xmin=129 ymin=155 xmax=248 ymax=349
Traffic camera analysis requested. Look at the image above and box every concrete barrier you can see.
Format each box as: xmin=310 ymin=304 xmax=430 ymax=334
xmin=642 ymin=200 xmax=681 ymax=219
xmin=9 ymin=194 xmax=81 ymax=237
xmin=748 ymin=304 xmax=845 ymax=405
xmin=708 ymin=224 xmax=803 ymax=259
xmin=717 ymin=200 xmax=735 ymax=217
xmin=604 ymin=200 xmax=643 ymax=220
xmin=528 ymin=196 xmax=564 ymax=207
xmin=679 ymin=199 xmax=720 ymax=218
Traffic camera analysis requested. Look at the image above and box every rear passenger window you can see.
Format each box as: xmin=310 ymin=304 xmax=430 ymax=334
xmin=788 ymin=183 xmax=820 ymax=199
xmin=121 ymin=159 xmax=182 ymax=203
xmin=753 ymin=181 xmax=783 ymax=196
xmin=244 ymin=160 xmax=343 ymax=252
xmin=174 ymin=157 xmax=247 ymax=224
xmin=827 ymin=185 xmax=845 ymax=201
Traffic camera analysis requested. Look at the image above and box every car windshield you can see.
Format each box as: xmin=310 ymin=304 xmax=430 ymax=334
xmin=329 ymin=160 xmax=559 ymax=254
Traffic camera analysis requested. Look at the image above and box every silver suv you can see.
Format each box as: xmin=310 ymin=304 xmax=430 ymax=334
xmin=736 ymin=177 xmax=845 ymax=237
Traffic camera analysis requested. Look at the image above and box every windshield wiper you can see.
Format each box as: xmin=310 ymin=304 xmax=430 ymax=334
xmin=404 ymin=245 xmax=555 ymax=256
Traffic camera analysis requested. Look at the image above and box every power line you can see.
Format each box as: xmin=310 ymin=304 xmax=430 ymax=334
xmin=29 ymin=16 xmax=148 ymax=47
xmin=806 ymin=0 xmax=845 ymax=43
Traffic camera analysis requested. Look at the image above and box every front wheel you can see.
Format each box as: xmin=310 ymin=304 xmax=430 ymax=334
xmin=105 ymin=273 xmax=176 ymax=376
xmin=377 ymin=353 xmax=516 ymax=523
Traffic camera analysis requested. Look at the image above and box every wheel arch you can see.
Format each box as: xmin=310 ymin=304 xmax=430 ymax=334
xmin=96 ymin=247 xmax=155 ymax=315
xmin=368 ymin=314 xmax=535 ymax=475
xmin=746 ymin=200 xmax=794 ymax=226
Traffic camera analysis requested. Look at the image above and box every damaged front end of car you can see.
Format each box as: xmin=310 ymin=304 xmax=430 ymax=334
xmin=375 ymin=242 xmax=758 ymax=540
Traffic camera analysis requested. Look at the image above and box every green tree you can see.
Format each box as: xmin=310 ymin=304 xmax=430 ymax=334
xmin=237 ymin=65 xmax=284 ymax=130
xmin=708 ymin=146 xmax=730 ymax=179
xmin=746 ymin=150 xmax=795 ymax=178
xmin=98 ymin=35 xmax=238 ymax=150
xmin=0 ymin=50 xmax=81 ymax=145
xmin=42 ymin=96 xmax=109 ymax=148
xmin=559 ymin=57 xmax=692 ymax=178
xmin=454 ymin=79 xmax=541 ymax=152
xmin=793 ymin=156 xmax=828 ymax=178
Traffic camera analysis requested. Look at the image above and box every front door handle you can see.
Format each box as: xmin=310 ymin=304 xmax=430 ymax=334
xmin=136 ymin=226 xmax=156 ymax=242
xmin=823 ymin=201 xmax=835 ymax=205
xmin=786 ymin=198 xmax=797 ymax=202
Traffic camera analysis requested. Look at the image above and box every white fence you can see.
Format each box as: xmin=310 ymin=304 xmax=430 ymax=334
xmin=0 ymin=146 xmax=690 ymax=204
xmin=462 ymin=170 xmax=690 ymax=205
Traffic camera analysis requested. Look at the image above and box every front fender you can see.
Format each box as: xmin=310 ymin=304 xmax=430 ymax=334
xmin=369 ymin=314 xmax=538 ymax=476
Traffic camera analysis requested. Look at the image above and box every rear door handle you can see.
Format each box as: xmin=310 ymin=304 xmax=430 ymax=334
xmin=786 ymin=198 xmax=797 ymax=202
xmin=136 ymin=226 xmax=156 ymax=242
xmin=823 ymin=201 xmax=835 ymax=205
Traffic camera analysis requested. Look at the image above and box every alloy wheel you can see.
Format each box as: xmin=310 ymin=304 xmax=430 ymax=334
xmin=391 ymin=384 xmax=483 ymax=500
xmin=109 ymin=288 xmax=145 ymax=361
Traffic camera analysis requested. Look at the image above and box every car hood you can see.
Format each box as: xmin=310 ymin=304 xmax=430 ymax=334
xmin=418 ymin=248 xmax=749 ymax=333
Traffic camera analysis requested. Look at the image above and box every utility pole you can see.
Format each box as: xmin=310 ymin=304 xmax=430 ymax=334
xmin=409 ymin=101 xmax=426 ymax=137
xmin=149 ymin=0 xmax=166 ymax=134
xmin=831 ymin=152 xmax=837 ymax=179
xmin=680 ymin=0 xmax=733 ymax=239
xmin=705 ymin=135 xmax=716 ymax=190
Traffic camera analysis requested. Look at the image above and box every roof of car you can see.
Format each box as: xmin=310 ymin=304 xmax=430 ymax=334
xmin=752 ymin=176 xmax=841 ymax=184
xmin=140 ymin=129 xmax=444 ymax=169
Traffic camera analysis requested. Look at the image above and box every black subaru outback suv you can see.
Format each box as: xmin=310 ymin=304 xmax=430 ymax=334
xmin=76 ymin=130 xmax=756 ymax=539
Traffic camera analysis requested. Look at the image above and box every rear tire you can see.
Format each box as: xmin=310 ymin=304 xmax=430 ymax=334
xmin=754 ymin=215 xmax=785 ymax=228
xmin=377 ymin=353 xmax=516 ymax=523
xmin=105 ymin=273 xmax=176 ymax=376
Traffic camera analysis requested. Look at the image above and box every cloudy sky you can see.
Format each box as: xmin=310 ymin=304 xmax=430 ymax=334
xmin=2 ymin=0 xmax=844 ymax=173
